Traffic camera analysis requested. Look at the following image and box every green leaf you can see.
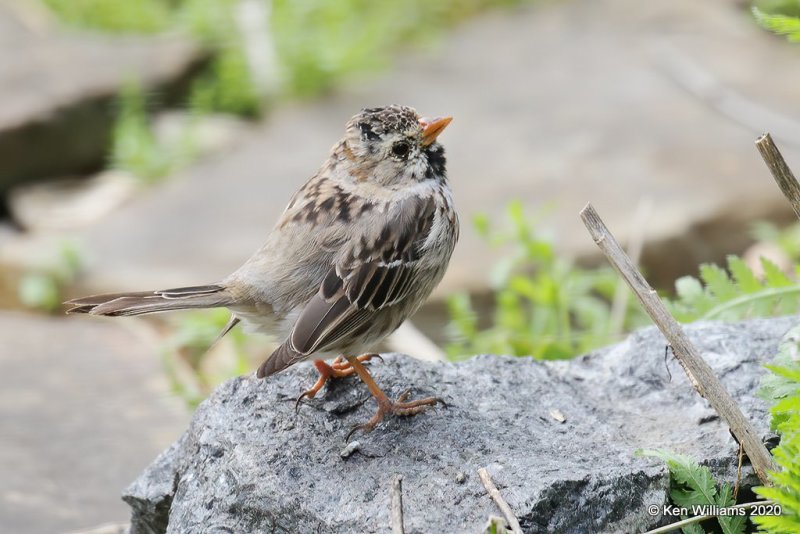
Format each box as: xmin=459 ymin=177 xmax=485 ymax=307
xmin=716 ymin=483 xmax=746 ymax=534
xmin=700 ymin=263 xmax=737 ymax=301
xmin=18 ymin=274 xmax=61 ymax=313
xmin=753 ymin=7 xmax=800 ymax=42
xmin=667 ymin=254 xmax=800 ymax=322
xmin=638 ymin=449 xmax=717 ymax=506
xmin=681 ymin=522 xmax=705 ymax=534
xmin=753 ymin=324 xmax=800 ymax=533
xmin=727 ymin=255 xmax=762 ymax=293
xmin=675 ymin=275 xmax=705 ymax=302
xmin=473 ymin=212 xmax=491 ymax=237
xmin=761 ymin=257 xmax=793 ymax=287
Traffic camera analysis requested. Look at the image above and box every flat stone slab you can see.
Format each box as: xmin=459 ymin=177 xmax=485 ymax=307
xmin=0 ymin=0 xmax=204 ymax=194
xmin=125 ymin=316 xmax=793 ymax=533
xmin=15 ymin=0 xmax=795 ymax=302
xmin=0 ymin=312 xmax=189 ymax=533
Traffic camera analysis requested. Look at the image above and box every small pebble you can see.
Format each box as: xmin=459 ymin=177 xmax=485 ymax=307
xmin=549 ymin=409 xmax=566 ymax=423
xmin=455 ymin=472 xmax=466 ymax=484
xmin=340 ymin=440 xmax=361 ymax=458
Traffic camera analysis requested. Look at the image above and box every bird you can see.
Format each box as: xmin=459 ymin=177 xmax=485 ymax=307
xmin=66 ymin=105 xmax=459 ymax=437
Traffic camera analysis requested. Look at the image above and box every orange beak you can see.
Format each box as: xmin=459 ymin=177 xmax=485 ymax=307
xmin=420 ymin=116 xmax=453 ymax=146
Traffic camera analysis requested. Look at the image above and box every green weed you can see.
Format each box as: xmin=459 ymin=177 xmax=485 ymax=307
xmin=445 ymin=201 xmax=647 ymax=360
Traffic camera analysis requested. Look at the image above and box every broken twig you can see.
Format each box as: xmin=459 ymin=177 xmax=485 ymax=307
xmin=478 ymin=468 xmax=522 ymax=534
xmin=579 ymin=203 xmax=778 ymax=484
xmin=391 ymin=475 xmax=405 ymax=534
xmin=756 ymin=133 xmax=800 ymax=220
xmin=734 ymin=442 xmax=744 ymax=501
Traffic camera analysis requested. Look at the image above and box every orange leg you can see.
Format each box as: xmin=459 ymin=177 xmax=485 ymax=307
xmin=343 ymin=354 xmax=444 ymax=441
xmin=295 ymin=354 xmax=380 ymax=412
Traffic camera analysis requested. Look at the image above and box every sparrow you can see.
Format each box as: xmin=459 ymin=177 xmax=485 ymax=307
xmin=66 ymin=105 xmax=459 ymax=437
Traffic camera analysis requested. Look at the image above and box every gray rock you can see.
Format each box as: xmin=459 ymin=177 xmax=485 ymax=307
xmin=0 ymin=1 xmax=206 ymax=195
xmin=0 ymin=312 xmax=189 ymax=534
xmin=124 ymin=316 xmax=795 ymax=533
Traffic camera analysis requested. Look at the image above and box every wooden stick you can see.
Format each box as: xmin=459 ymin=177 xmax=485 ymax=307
xmin=579 ymin=204 xmax=778 ymax=485
xmin=756 ymin=133 xmax=800 ymax=220
xmin=478 ymin=468 xmax=522 ymax=534
xmin=391 ymin=475 xmax=405 ymax=534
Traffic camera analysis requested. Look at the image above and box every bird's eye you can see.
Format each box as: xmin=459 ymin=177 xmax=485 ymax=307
xmin=391 ymin=141 xmax=410 ymax=160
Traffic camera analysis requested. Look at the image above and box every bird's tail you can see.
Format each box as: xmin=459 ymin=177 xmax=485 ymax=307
xmin=64 ymin=284 xmax=233 ymax=316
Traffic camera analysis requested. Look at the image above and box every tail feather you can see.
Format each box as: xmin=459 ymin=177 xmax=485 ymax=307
xmin=65 ymin=284 xmax=232 ymax=316
xmin=256 ymin=340 xmax=305 ymax=378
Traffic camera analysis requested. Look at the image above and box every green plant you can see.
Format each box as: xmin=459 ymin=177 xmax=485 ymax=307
xmin=753 ymin=1 xmax=800 ymax=42
xmin=42 ymin=0 xmax=172 ymax=33
xmin=753 ymin=325 xmax=800 ymax=532
xmin=270 ymin=0 xmax=531 ymax=98
xmin=445 ymin=201 xmax=647 ymax=360
xmin=110 ymin=81 xmax=198 ymax=181
xmin=638 ymin=449 xmax=747 ymax=534
xmin=483 ymin=516 xmax=511 ymax=534
xmin=18 ymin=241 xmax=83 ymax=313
xmin=752 ymin=220 xmax=800 ymax=263
xmin=189 ymin=46 xmax=263 ymax=118
xmin=666 ymin=255 xmax=800 ymax=323
xmin=161 ymin=309 xmax=269 ymax=408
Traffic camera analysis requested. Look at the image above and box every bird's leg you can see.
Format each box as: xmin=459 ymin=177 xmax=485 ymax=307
xmin=295 ymin=354 xmax=379 ymax=411
xmin=344 ymin=354 xmax=444 ymax=441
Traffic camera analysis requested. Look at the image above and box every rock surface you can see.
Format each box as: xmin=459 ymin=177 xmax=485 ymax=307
xmin=0 ymin=1 xmax=204 ymax=195
xmin=0 ymin=312 xmax=189 ymax=533
xmin=124 ymin=316 xmax=795 ymax=533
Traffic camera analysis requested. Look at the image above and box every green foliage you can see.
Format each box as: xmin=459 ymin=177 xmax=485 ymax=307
xmin=753 ymin=431 xmax=800 ymax=533
xmin=18 ymin=241 xmax=83 ymax=313
xmin=270 ymin=0 xmax=530 ymax=97
xmin=189 ymin=46 xmax=263 ymax=118
xmin=482 ymin=516 xmax=511 ymax=534
xmin=667 ymin=255 xmax=800 ymax=323
xmin=638 ymin=449 xmax=746 ymax=534
xmin=43 ymin=0 xmax=264 ymax=118
xmin=758 ymin=325 xmax=800 ymax=431
xmin=753 ymin=326 xmax=800 ymax=533
xmin=110 ymin=81 xmax=198 ymax=181
xmin=753 ymin=2 xmax=800 ymax=42
xmin=42 ymin=0 xmax=171 ymax=33
xmin=162 ymin=309 xmax=249 ymax=407
xmin=752 ymin=220 xmax=800 ymax=263
xmin=161 ymin=309 xmax=271 ymax=408
xmin=44 ymin=0 xmax=533 ymax=108
xmin=446 ymin=201 xmax=647 ymax=360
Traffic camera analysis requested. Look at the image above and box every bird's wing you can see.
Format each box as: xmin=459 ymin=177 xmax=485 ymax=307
xmin=257 ymin=195 xmax=436 ymax=377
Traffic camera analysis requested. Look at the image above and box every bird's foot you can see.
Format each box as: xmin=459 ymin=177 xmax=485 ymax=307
xmin=295 ymin=354 xmax=381 ymax=412
xmin=346 ymin=389 xmax=445 ymax=441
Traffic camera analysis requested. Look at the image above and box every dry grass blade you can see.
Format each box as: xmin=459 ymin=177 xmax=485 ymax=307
xmin=391 ymin=475 xmax=405 ymax=534
xmin=478 ymin=467 xmax=522 ymax=534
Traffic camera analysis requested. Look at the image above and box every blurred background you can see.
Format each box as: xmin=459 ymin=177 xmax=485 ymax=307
xmin=2 ymin=0 xmax=800 ymax=531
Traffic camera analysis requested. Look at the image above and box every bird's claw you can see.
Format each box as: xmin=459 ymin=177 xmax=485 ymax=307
xmin=296 ymin=354 xmax=381 ymax=414
xmin=345 ymin=390 xmax=444 ymax=442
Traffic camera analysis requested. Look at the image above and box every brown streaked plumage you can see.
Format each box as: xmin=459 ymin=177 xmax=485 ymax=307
xmin=66 ymin=105 xmax=458 ymax=437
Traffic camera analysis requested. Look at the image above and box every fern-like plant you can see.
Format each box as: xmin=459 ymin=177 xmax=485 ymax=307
xmin=638 ymin=449 xmax=746 ymax=534
xmin=753 ymin=325 xmax=800 ymax=533
xmin=667 ymin=255 xmax=800 ymax=323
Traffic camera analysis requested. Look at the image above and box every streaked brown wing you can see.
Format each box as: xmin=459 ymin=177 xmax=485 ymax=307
xmin=257 ymin=196 xmax=436 ymax=377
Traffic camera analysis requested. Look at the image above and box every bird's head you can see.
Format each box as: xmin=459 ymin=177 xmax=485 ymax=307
xmin=342 ymin=105 xmax=452 ymax=188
